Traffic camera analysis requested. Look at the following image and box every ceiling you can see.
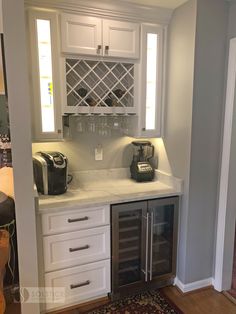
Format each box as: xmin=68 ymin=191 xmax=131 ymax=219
xmin=119 ymin=0 xmax=189 ymax=9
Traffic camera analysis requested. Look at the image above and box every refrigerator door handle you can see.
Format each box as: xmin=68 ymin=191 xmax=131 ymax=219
xmin=149 ymin=211 xmax=154 ymax=281
xmin=142 ymin=212 xmax=149 ymax=282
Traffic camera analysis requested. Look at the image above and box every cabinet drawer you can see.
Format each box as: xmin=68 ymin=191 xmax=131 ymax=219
xmin=41 ymin=205 xmax=110 ymax=235
xmin=45 ymin=259 xmax=110 ymax=311
xmin=43 ymin=226 xmax=110 ymax=272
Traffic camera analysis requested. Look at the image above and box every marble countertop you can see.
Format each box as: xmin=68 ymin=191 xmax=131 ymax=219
xmin=37 ymin=168 xmax=183 ymax=214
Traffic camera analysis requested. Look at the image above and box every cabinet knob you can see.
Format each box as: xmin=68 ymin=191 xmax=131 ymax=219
xmin=97 ymin=45 xmax=102 ymax=53
xmin=105 ymin=45 xmax=109 ymax=53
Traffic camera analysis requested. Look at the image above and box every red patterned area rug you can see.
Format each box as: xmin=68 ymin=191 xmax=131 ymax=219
xmin=85 ymin=289 xmax=183 ymax=314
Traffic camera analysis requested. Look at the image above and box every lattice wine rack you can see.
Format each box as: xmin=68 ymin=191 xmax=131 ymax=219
xmin=65 ymin=58 xmax=136 ymax=114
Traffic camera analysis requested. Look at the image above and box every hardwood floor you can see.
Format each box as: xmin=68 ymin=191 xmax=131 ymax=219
xmin=161 ymin=286 xmax=236 ymax=314
xmin=4 ymin=286 xmax=236 ymax=314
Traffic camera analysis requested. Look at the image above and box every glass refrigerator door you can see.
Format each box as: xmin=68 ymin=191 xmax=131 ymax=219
xmin=112 ymin=201 xmax=147 ymax=292
xmin=148 ymin=197 xmax=178 ymax=280
xmin=118 ymin=208 xmax=143 ymax=286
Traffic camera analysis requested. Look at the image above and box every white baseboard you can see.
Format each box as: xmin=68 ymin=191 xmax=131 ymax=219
xmin=174 ymin=277 xmax=213 ymax=293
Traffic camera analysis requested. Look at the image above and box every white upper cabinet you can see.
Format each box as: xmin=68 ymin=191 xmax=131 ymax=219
xmin=102 ymin=19 xmax=140 ymax=59
xmin=60 ymin=14 xmax=140 ymax=59
xmin=61 ymin=14 xmax=102 ymax=56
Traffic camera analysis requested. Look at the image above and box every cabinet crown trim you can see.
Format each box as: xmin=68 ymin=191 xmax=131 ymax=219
xmin=25 ymin=0 xmax=172 ymax=25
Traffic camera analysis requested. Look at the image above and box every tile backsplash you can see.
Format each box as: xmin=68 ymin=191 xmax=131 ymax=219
xmin=32 ymin=133 xmax=172 ymax=175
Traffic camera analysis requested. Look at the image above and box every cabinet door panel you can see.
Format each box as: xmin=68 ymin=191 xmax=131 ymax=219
xmin=112 ymin=201 xmax=147 ymax=292
xmin=148 ymin=197 xmax=179 ymax=279
xmin=103 ymin=20 xmax=140 ymax=59
xmin=45 ymin=260 xmax=110 ymax=311
xmin=61 ymin=14 xmax=102 ymax=55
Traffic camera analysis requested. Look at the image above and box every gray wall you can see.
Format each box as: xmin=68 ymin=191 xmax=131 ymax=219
xmin=228 ymin=2 xmax=236 ymax=39
xmin=32 ymin=132 xmax=137 ymax=172
xmin=164 ymin=0 xmax=197 ymax=283
xmin=165 ymin=0 xmax=228 ymax=284
xmin=185 ymin=0 xmax=228 ymax=283
xmin=220 ymin=1 xmax=236 ymax=290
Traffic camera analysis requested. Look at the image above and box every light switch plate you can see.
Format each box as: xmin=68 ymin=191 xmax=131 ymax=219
xmin=95 ymin=145 xmax=103 ymax=161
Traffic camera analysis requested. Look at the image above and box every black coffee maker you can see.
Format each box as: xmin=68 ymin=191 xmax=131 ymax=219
xmin=33 ymin=151 xmax=68 ymax=195
xmin=130 ymin=141 xmax=155 ymax=182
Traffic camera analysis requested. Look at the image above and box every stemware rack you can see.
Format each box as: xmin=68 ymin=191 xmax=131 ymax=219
xmin=64 ymin=58 xmax=136 ymax=115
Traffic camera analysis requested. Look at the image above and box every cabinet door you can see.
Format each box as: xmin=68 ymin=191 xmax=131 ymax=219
xmin=148 ymin=197 xmax=179 ymax=280
xmin=139 ymin=24 xmax=164 ymax=138
xmin=111 ymin=201 xmax=147 ymax=293
xmin=28 ymin=10 xmax=63 ymax=141
xmin=103 ymin=20 xmax=140 ymax=59
xmin=61 ymin=14 xmax=102 ymax=56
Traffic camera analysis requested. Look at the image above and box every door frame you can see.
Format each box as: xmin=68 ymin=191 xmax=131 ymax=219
xmin=214 ymin=37 xmax=236 ymax=291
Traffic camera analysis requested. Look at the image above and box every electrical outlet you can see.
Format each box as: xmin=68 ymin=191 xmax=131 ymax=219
xmin=95 ymin=144 xmax=103 ymax=161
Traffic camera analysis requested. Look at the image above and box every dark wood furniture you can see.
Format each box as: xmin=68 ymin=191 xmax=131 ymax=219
xmin=0 ymin=229 xmax=9 ymax=314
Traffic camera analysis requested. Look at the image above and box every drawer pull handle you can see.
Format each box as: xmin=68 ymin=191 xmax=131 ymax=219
xmin=68 ymin=216 xmax=89 ymax=223
xmin=70 ymin=280 xmax=90 ymax=290
xmin=69 ymin=245 xmax=90 ymax=252
xmin=105 ymin=45 xmax=109 ymax=52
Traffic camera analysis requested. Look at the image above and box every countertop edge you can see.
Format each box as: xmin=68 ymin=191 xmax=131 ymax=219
xmin=36 ymin=188 xmax=182 ymax=214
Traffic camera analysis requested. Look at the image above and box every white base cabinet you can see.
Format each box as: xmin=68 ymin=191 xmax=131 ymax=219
xmin=43 ymin=226 xmax=110 ymax=272
xmin=40 ymin=205 xmax=111 ymax=312
xmin=44 ymin=260 xmax=110 ymax=311
xmin=41 ymin=205 xmax=110 ymax=235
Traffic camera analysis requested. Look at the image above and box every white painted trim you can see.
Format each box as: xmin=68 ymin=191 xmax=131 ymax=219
xmin=24 ymin=0 xmax=173 ymax=25
xmin=214 ymin=38 xmax=236 ymax=292
xmin=174 ymin=277 xmax=213 ymax=293
xmin=2 ymin=0 xmax=40 ymax=313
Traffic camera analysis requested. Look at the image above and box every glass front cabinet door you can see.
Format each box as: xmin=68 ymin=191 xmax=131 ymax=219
xmin=27 ymin=9 xmax=62 ymax=141
xmin=148 ymin=197 xmax=179 ymax=281
xmin=138 ymin=24 xmax=165 ymax=138
xmin=111 ymin=201 xmax=148 ymax=293
xmin=111 ymin=196 xmax=179 ymax=295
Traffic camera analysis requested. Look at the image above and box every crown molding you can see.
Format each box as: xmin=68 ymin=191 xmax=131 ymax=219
xmin=24 ymin=0 xmax=173 ymax=25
